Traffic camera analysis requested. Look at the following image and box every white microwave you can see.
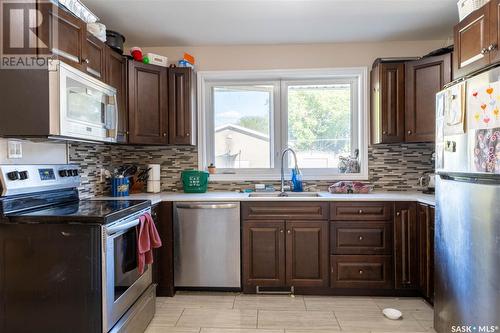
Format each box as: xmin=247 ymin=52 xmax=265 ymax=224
xmin=49 ymin=60 xmax=118 ymax=143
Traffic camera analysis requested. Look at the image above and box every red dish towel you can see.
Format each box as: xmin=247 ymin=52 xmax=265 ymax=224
xmin=137 ymin=212 xmax=162 ymax=274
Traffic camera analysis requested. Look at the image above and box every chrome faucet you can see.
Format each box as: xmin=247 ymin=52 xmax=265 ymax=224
xmin=280 ymin=148 xmax=301 ymax=194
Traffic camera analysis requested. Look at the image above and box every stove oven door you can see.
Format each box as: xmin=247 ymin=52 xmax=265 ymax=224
xmin=104 ymin=212 xmax=152 ymax=332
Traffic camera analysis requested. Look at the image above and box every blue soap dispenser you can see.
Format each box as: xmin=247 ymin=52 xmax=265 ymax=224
xmin=291 ymin=168 xmax=303 ymax=192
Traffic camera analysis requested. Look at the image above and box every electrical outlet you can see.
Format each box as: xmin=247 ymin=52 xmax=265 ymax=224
xmin=7 ymin=140 xmax=22 ymax=159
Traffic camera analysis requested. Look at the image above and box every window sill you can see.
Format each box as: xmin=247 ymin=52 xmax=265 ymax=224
xmin=207 ymin=173 xmax=369 ymax=182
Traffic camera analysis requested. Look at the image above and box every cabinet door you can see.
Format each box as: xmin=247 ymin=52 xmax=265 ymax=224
xmin=372 ymin=62 xmax=406 ymax=144
xmin=394 ymin=202 xmax=418 ymax=289
xmin=418 ymin=204 xmax=435 ymax=302
xmin=453 ymin=4 xmax=491 ymax=79
xmin=243 ymin=221 xmax=286 ymax=290
xmin=155 ymin=202 xmax=175 ymax=297
xmin=405 ymin=54 xmax=452 ymax=143
xmin=489 ymin=0 xmax=500 ymax=64
xmin=168 ymin=68 xmax=194 ymax=145
xmin=285 ymin=221 xmax=329 ymax=287
xmin=429 ymin=206 xmax=435 ymax=303
xmin=83 ymin=34 xmax=106 ymax=79
xmin=417 ymin=204 xmax=430 ymax=298
xmin=37 ymin=4 xmax=86 ymax=69
xmin=128 ymin=61 xmax=168 ymax=145
xmin=106 ymin=48 xmax=128 ymax=143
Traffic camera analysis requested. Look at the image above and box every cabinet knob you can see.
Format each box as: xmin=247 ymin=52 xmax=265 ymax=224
xmin=358 ymin=209 xmax=364 ymax=214
xmin=163 ymin=133 xmax=167 ymax=137
xmin=481 ymin=48 xmax=489 ymax=55
xmin=287 ymin=230 xmax=291 ymax=234
xmin=126 ymin=131 xmax=130 ymax=135
xmin=83 ymin=58 xmax=90 ymax=64
xmin=382 ymin=131 xmax=387 ymax=135
xmin=407 ymin=130 xmax=412 ymax=135
xmin=187 ymin=133 xmax=190 ymax=137
xmin=397 ymin=212 xmax=401 ymax=216
xmin=488 ymin=43 xmax=497 ymax=52
xmin=359 ymin=270 xmax=364 ymax=275
xmin=359 ymin=236 xmax=364 ymax=241
xmin=280 ymin=229 xmax=284 ymax=233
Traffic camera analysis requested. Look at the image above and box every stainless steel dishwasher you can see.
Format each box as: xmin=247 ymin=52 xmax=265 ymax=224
xmin=174 ymin=202 xmax=241 ymax=289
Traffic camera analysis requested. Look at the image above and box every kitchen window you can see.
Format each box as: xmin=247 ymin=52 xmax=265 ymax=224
xmin=198 ymin=68 xmax=369 ymax=181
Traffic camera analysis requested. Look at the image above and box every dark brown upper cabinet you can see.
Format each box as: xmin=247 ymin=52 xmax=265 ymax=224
xmin=168 ymin=68 xmax=195 ymax=145
xmin=405 ymin=54 xmax=452 ymax=142
xmin=371 ymin=55 xmax=452 ymax=145
xmin=454 ymin=0 xmax=500 ymax=79
xmin=371 ymin=60 xmax=407 ymax=144
xmin=394 ymin=202 xmax=419 ymax=290
xmin=83 ymin=34 xmax=106 ymax=80
xmin=105 ymin=48 xmax=128 ymax=144
xmin=37 ymin=3 xmax=86 ymax=70
xmin=128 ymin=61 xmax=169 ymax=145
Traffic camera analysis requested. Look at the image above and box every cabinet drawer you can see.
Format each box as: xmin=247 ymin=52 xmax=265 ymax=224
xmin=330 ymin=202 xmax=392 ymax=220
xmin=330 ymin=255 xmax=393 ymax=289
xmin=242 ymin=202 xmax=329 ymax=220
xmin=331 ymin=222 xmax=393 ymax=255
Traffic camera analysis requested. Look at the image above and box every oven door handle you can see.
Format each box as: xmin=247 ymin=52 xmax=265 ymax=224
xmin=106 ymin=218 xmax=141 ymax=236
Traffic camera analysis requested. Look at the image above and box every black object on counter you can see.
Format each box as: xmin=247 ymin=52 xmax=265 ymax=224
xmin=106 ymin=30 xmax=126 ymax=54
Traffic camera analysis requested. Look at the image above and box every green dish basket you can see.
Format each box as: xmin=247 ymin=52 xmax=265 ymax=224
xmin=181 ymin=170 xmax=210 ymax=193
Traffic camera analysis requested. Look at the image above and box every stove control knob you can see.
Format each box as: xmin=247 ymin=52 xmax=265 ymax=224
xmin=59 ymin=170 xmax=68 ymax=177
xmin=71 ymin=170 xmax=79 ymax=177
xmin=19 ymin=171 xmax=29 ymax=180
xmin=7 ymin=171 xmax=20 ymax=181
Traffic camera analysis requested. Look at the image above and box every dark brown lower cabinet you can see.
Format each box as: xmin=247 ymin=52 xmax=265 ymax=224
xmin=330 ymin=255 xmax=394 ymax=289
xmin=154 ymin=202 xmax=175 ymax=297
xmin=418 ymin=204 xmax=435 ymax=303
xmin=242 ymin=219 xmax=329 ymax=292
xmin=243 ymin=220 xmax=286 ymax=290
xmin=394 ymin=202 xmax=419 ymax=289
xmin=286 ymin=221 xmax=329 ymax=287
xmin=330 ymin=221 xmax=393 ymax=255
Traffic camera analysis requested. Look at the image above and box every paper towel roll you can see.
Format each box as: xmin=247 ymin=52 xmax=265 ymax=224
xmin=148 ymin=164 xmax=161 ymax=181
xmin=147 ymin=180 xmax=161 ymax=193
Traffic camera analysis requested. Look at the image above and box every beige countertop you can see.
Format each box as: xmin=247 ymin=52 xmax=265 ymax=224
xmin=96 ymin=191 xmax=435 ymax=206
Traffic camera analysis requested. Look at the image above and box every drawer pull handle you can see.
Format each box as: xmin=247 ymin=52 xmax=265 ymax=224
xmin=280 ymin=229 xmax=284 ymax=233
xmin=358 ymin=209 xmax=364 ymax=214
xmin=359 ymin=270 xmax=364 ymax=275
xmin=359 ymin=236 xmax=364 ymax=241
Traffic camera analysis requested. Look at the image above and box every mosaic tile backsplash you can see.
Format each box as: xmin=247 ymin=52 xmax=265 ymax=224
xmin=68 ymin=142 xmax=434 ymax=198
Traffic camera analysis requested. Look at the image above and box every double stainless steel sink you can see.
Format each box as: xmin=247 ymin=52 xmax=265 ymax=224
xmin=248 ymin=192 xmax=324 ymax=198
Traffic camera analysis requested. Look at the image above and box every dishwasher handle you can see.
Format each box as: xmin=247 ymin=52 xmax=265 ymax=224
xmin=176 ymin=203 xmax=239 ymax=209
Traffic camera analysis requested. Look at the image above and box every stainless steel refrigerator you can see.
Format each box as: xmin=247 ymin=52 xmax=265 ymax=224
xmin=435 ymin=67 xmax=500 ymax=333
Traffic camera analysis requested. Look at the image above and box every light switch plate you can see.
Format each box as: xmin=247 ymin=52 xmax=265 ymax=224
xmin=7 ymin=140 xmax=22 ymax=159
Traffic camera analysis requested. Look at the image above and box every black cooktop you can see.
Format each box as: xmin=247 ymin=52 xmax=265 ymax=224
xmin=5 ymin=200 xmax=151 ymax=225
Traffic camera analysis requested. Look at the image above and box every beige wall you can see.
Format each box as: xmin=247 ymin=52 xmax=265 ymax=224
xmin=134 ymin=40 xmax=448 ymax=71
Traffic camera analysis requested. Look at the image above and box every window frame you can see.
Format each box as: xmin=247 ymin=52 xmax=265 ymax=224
xmin=197 ymin=68 xmax=369 ymax=181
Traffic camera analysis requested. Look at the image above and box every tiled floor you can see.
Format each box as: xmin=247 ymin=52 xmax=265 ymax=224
xmin=145 ymin=292 xmax=435 ymax=333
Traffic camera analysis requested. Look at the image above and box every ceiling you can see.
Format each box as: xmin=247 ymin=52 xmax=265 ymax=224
xmin=83 ymin=0 xmax=458 ymax=46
